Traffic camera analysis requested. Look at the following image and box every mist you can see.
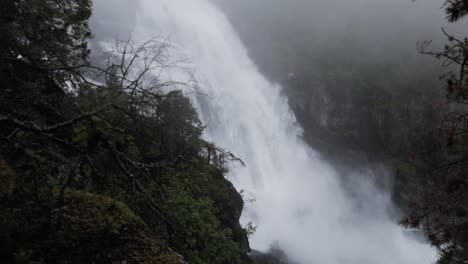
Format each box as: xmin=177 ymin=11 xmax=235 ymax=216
xmin=88 ymin=0 xmax=459 ymax=263
xmin=214 ymin=0 xmax=468 ymax=167
xmin=5 ymin=0 xmax=468 ymax=263
xmin=214 ymin=0 xmax=467 ymax=81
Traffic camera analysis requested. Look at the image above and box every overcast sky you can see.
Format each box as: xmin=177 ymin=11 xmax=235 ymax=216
xmin=90 ymin=0 xmax=468 ymax=79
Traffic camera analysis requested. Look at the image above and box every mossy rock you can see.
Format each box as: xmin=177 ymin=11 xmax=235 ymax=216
xmin=0 ymin=190 xmax=183 ymax=264
xmin=0 ymin=159 xmax=16 ymax=197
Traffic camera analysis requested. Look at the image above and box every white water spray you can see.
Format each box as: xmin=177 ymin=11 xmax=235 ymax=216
xmin=133 ymin=0 xmax=436 ymax=263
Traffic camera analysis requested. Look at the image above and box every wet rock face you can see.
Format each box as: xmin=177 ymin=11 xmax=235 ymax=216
xmin=250 ymin=247 xmax=297 ymax=264
xmin=214 ymin=173 xmax=252 ymax=261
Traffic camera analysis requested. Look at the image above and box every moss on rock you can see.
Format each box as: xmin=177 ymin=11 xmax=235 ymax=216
xmin=0 ymin=190 xmax=184 ymax=264
xmin=0 ymin=160 xmax=16 ymax=197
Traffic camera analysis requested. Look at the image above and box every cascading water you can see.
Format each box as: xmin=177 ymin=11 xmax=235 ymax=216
xmin=133 ymin=0 xmax=436 ymax=263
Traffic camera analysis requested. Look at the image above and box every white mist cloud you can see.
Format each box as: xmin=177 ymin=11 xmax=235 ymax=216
xmin=90 ymin=1 xmax=442 ymax=263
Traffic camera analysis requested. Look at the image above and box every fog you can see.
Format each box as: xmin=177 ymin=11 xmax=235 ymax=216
xmin=213 ymin=0 xmax=467 ymax=81
xmin=214 ymin=0 xmax=468 ymax=163
xmin=89 ymin=0 xmax=137 ymax=46
xmin=89 ymin=0 xmax=464 ymax=263
xmin=91 ymin=0 xmax=467 ymax=72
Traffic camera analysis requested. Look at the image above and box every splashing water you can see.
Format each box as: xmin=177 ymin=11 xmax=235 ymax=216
xmin=133 ymin=0 xmax=436 ymax=263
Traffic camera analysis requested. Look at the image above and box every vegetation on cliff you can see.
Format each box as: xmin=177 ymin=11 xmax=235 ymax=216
xmin=0 ymin=0 xmax=250 ymax=263
xmin=401 ymin=1 xmax=468 ymax=263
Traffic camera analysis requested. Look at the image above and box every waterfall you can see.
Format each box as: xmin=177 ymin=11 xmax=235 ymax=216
xmin=133 ymin=0 xmax=436 ymax=263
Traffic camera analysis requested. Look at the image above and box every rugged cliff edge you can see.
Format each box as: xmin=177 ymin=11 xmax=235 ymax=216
xmin=0 ymin=1 xmax=251 ymax=263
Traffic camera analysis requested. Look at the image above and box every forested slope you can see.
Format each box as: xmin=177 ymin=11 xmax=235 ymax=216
xmin=0 ymin=1 xmax=250 ymax=263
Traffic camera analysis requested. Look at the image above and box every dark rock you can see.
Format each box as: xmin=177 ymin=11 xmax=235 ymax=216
xmin=214 ymin=172 xmax=252 ymax=262
xmin=250 ymin=246 xmax=297 ymax=264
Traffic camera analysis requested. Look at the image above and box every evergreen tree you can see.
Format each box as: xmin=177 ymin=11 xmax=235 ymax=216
xmin=402 ymin=2 xmax=468 ymax=263
xmin=0 ymin=1 xmax=250 ymax=263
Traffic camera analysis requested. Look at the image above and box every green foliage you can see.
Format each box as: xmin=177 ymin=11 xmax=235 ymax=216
xmin=0 ymin=160 xmax=16 ymax=197
xmin=0 ymin=0 xmax=249 ymax=263
xmin=70 ymin=85 xmax=248 ymax=263
xmin=158 ymin=90 xmax=204 ymax=157
xmin=0 ymin=0 xmax=92 ymax=70
xmin=0 ymin=190 xmax=181 ymax=263
xmin=156 ymin=161 xmax=243 ymax=264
